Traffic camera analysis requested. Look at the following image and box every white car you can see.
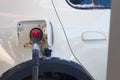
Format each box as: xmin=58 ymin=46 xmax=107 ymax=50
xmin=0 ymin=0 xmax=111 ymax=80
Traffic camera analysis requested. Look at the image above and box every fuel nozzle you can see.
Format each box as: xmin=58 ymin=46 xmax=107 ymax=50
xmin=30 ymin=28 xmax=43 ymax=43
xmin=30 ymin=28 xmax=43 ymax=80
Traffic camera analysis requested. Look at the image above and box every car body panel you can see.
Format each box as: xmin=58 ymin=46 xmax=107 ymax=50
xmin=52 ymin=0 xmax=111 ymax=80
xmin=0 ymin=0 xmax=75 ymax=76
xmin=0 ymin=0 xmax=111 ymax=80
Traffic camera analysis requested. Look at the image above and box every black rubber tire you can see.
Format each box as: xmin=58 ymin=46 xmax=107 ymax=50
xmin=0 ymin=57 xmax=93 ymax=80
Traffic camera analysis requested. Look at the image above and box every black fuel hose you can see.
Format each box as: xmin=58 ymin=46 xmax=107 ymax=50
xmin=30 ymin=28 xmax=43 ymax=80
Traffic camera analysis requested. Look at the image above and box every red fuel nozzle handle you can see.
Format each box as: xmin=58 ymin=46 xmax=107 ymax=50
xmin=30 ymin=28 xmax=43 ymax=42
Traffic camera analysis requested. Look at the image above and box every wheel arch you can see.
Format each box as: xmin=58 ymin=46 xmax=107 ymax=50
xmin=0 ymin=57 xmax=94 ymax=80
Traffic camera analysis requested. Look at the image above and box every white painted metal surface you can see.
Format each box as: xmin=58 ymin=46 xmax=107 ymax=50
xmin=0 ymin=0 xmax=111 ymax=80
xmin=52 ymin=0 xmax=111 ymax=80
xmin=0 ymin=0 xmax=74 ymax=76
